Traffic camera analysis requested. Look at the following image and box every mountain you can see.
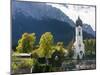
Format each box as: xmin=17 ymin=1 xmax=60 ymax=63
xmin=12 ymin=0 xmax=75 ymax=26
xmin=12 ymin=0 xmax=95 ymax=47
xmin=83 ymin=24 xmax=96 ymax=36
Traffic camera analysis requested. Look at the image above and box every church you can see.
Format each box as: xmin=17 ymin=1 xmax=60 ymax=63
xmin=72 ymin=17 xmax=85 ymax=59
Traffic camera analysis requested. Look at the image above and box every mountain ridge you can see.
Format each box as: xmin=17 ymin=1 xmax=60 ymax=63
xmin=12 ymin=1 xmax=96 ymax=47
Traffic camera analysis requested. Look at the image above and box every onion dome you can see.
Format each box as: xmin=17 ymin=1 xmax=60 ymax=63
xmin=76 ymin=16 xmax=83 ymax=27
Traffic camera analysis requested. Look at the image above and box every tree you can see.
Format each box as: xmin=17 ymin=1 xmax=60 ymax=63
xmin=39 ymin=32 xmax=54 ymax=64
xmin=51 ymin=50 xmax=64 ymax=67
xmin=56 ymin=42 xmax=65 ymax=57
xmin=56 ymin=42 xmax=64 ymax=51
xmin=67 ymin=39 xmax=74 ymax=59
xmin=84 ymin=39 xmax=96 ymax=59
xmin=16 ymin=33 xmax=36 ymax=53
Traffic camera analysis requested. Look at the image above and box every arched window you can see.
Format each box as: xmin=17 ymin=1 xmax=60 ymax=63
xmin=78 ymin=28 xmax=81 ymax=36
xmin=80 ymin=51 xmax=83 ymax=55
xmin=79 ymin=31 xmax=81 ymax=36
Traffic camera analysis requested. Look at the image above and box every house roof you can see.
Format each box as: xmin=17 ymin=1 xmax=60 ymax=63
xmin=13 ymin=53 xmax=31 ymax=57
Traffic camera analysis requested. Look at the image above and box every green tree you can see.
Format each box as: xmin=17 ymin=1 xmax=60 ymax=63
xmin=56 ymin=42 xmax=65 ymax=55
xmin=67 ymin=39 xmax=74 ymax=58
xmin=39 ymin=32 xmax=54 ymax=64
xmin=16 ymin=32 xmax=36 ymax=53
xmin=84 ymin=39 xmax=96 ymax=58
xmin=56 ymin=42 xmax=64 ymax=51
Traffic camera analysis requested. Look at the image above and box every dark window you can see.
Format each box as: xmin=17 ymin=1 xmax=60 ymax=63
xmin=79 ymin=31 xmax=81 ymax=36
xmin=80 ymin=51 xmax=83 ymax=55
xmin=79 ymin=44 xmax=81 ymax=48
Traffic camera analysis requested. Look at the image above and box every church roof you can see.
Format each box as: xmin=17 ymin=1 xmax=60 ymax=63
xmin=76 ymin=16 xmax=83 ymax=27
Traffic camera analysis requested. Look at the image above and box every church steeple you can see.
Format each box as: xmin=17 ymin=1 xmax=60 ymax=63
xmin=76 ymin=16 xmax=82 ymax=27
xmin=72 ymin=16 xmax=85 ymax=59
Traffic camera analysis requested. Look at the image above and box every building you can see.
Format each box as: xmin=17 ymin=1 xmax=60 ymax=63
xmin=73 ymin=16 xmax=85 ymax=59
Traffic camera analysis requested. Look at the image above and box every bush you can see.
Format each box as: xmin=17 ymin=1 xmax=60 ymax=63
xmin=32 ymin=63 xmax=52 ymax=73
xmin=18 ymin=58 xmax=34 ymax=68
xmin=12 ymin=62 xmax=18 ymax=73
xmin=16 ymin=33 xmax=36 ymax=53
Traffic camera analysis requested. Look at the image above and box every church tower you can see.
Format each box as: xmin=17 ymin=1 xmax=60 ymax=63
xmin=73 ymin=16 xmax=85 ymax=59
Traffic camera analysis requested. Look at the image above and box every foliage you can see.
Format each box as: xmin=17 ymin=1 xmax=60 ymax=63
xmin=38 ymin=32 xmax=54 ymax=58
xmin=12 ymin=55 xmax=19 ymax=73
xmin=18 ymin=58 xmax=34 ymax=68
xmin=67 ymin=39 xmax=74 ymax=58
xmin=83 ymin=39 xmax=96 ymax=58
xmin=16 ymin=32 xmax=36 ymax=53
xmin=56 ymin=42 xmax=65 ymax=52
xmin=51 ymin=50 xmax=64 ymax=67
xmin=55 ymin=42 xmax=67 ymax=58
xmin=12 ymin=58 xmax=35 ymax=74
xmin=12 ymin=62 xmax=18 ymax=73
xmin=31 ymin=51 xmax=39 ymax=59
xmin=12 ymin=53 xmax=37 ymax=73
xmin=32 ymin=63 xmax=52 ymax=73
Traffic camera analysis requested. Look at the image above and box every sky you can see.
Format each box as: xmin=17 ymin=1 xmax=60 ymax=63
xmin=17 ymin=0 xmax=96 ymax=31
xmin=47 ymin=3 xmax=96 ymax=31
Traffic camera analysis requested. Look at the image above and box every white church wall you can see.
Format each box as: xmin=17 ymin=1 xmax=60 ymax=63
xmin=73 ymin=17 xmax=85 ymax=59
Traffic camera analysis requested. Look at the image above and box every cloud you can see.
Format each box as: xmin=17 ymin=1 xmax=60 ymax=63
xmin=17 ymin=0 xmax=96 ymax=31
xmin=47 ymin=3 xmax=96 ymax=31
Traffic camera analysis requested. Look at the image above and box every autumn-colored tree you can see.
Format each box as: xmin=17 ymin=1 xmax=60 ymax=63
xmin=39 ymin=32 xmax=54 ymax=64
xmin=16 ymin=33 xmax=36 ymax=53
xmin=56 ymin=42 xmax=65 ymax=53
